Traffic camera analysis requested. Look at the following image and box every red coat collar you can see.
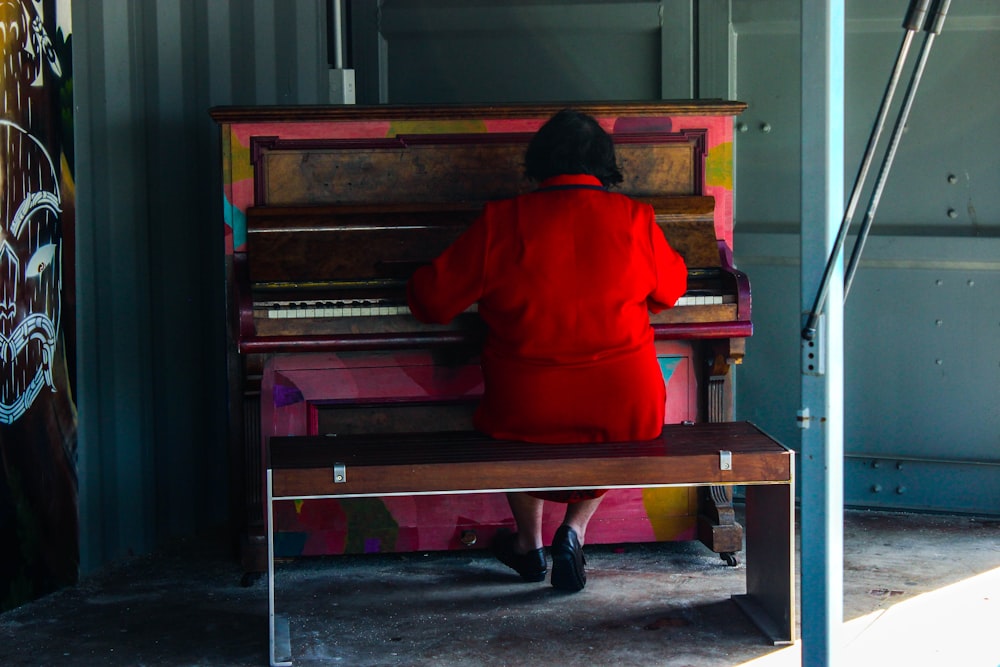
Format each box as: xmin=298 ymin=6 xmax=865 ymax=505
xmin=537 ymin=174 xmax=604 ymax=189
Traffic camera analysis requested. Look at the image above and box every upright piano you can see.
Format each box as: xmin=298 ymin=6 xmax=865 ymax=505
xmin=210 ymin=101 xmax=750 ymax=570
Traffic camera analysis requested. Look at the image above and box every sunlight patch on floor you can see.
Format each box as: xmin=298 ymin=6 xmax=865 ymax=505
xmin=738 ymin=566 xmax=1000 ymax=667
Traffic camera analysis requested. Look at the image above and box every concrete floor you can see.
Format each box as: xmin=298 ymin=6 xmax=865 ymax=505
xmin=1 ymin=509 xmax=998 ymax=666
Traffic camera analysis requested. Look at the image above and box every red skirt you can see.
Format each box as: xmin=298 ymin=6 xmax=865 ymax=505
xmin=474 ymin=344 xmax=665 ymax=504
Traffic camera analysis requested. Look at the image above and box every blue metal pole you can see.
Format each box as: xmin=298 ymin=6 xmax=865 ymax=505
xmin=800 ymin=2 xmax=845 ymax=666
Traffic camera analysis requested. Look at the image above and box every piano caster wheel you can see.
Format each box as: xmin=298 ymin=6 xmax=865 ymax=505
xmin=720 ymin=552 xmax=739 ymax=567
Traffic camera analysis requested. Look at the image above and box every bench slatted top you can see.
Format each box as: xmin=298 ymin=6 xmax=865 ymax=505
xmin=269 ymin=421 xmax=792 ymax=499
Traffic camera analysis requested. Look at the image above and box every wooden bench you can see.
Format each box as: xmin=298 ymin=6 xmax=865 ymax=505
xmin=265 ymin=421 xmax=795 ymax=666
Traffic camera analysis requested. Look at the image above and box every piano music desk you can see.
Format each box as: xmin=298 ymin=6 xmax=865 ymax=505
xmin=265 ymin=421 xmax=795 ymax=666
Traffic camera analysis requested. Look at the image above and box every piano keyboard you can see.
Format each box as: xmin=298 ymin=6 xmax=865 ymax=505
xmin=259 ymin=302 xmax=416 ymax=319
xmin=676 ymin=293 xmax=733 ymax=307
xmin=256 ymin=292 xmax=734 ymax=319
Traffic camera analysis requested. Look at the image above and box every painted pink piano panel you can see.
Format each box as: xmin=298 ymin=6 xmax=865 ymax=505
xmin=263 ymin=341 xmax=698 ymax=556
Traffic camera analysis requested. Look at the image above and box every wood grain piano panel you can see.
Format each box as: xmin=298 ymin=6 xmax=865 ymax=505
xmin=255 ymin=134 xmax=703 ymax=206
xmin=648 ymin=196 xmax=720 ymax=268
xmin=251 ymin=312 xmax=483 ymax=338
xmin=260 ymin=140 xmax=529 ymax=205
xmin=245 ymin=195 xmax=721 ymax=287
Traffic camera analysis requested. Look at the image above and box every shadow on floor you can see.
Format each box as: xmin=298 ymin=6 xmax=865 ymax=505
xmin=1 ymin=510 xmax=998 ymax=666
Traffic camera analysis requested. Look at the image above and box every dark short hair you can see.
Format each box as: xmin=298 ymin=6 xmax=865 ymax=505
xmin=523 ymin=109 xmax=624 ymax=187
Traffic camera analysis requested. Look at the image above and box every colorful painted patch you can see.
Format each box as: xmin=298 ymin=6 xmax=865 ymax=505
xmin=388 ymin=119 xmax=488 ymax=137
xmin=705 ymin=141 xmax=733 ymax=189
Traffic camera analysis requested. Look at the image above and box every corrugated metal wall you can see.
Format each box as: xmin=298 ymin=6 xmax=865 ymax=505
xmin=73 ymin=0 xmax=331 ymax=572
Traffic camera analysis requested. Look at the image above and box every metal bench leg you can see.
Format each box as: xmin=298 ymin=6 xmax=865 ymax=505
xmin=268 ymin=470 xmax=293 ymax=666
xmin=732 ymin=481 xmax=796 ymax=645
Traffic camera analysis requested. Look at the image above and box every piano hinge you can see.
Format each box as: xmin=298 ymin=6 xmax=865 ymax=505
xmin=719 ymin=450 xmax=732 ymax=471
xmin=333 ymin=463 xmax=346 ymax=483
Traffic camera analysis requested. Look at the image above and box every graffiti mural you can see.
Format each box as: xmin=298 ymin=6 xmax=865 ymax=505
xmin=0 ymin=119 xmax=63 ymax=424
xmin=0 ymin=0 xmax=77 ymax=611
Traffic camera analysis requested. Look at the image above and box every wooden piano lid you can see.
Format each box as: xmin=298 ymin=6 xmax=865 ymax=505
xmin=244 ymin=195 xmax=721 ymax=286
xmin=640 ymin=196 xmax=719 ymax=268
xmin=211 ymin=100 xmax=748 ymax=124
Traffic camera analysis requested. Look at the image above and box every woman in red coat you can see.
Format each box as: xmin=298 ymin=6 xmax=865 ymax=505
xmin=407 ymin=109 xmax=688 ymax=591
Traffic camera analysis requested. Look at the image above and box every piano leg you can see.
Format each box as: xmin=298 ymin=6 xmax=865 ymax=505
xmin=242 ymin=387 xmax=269 ymax=578
xmin=698 ymin=485 xmax=743 ymax=565
xmin=697 ymin=348 xmax=745 ymax=564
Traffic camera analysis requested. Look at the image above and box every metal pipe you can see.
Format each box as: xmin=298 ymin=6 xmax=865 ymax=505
xmin=801 ymin=0 xmax=932 ymax=341
xmin=843 ymin=0 xmax=950 ymax=297
xmin=332 ymin=0 xmax=344 ymax=69
xmin=846 ymin=452 xmax=1000 ymax=468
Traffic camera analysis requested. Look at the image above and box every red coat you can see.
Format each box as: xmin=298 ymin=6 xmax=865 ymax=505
xmin=408 ymin=174 xmax=688 ymax=444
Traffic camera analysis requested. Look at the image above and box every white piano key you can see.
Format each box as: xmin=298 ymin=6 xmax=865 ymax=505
xmin=260 ymin=298 xmax=532 ymax=319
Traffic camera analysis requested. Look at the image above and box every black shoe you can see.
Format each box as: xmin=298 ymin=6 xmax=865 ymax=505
xmin=492 ymin=530 xmax=547 ymax=582
xmin=550 ymin=525 xmax=586 ymax=592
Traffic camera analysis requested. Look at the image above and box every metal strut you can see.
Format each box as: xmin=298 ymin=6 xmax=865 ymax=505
xmin=802 ymin=0 xmax=950 ymax=341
